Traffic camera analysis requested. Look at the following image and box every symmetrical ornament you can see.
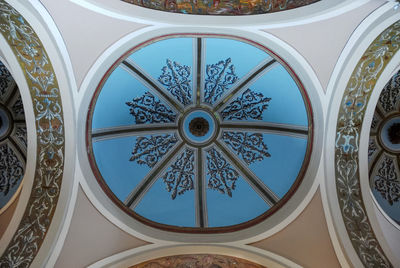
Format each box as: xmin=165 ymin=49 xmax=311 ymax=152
xmin=204 ymin=58 xmax=238 ymax=104
xmin=206 ymin=148 xmax=239 ymax=197
xmin=335 ymin=20 xmax=400 ymax=268
xmin=121 ymin=0 xmax=320 ymax=16
xmin=0 ymin=61 xmax=13 ymax=101
xmin=0 ymin=1 xmax=65 ymax=267
xmin=0 ymin=144 xmax=23 ymax=196
xmin=221 ymin=88 xmax=270 ymax=120
xmin=223 ymin=131 xmax=270 ymax=165
xmin=133 ymin=254 xmax=266 ymax=268
xmin=130 ymin=134 xmax=178 ymax=167
xmin=126 ymin=91 xmax=176 ymax=124
xmin=161 ymin=148 xmax=195 ymax=199
xmin=158 ymin=59 xmax=192 ymax=106
xmin=374 ymin=156 xmax=400 ymax=206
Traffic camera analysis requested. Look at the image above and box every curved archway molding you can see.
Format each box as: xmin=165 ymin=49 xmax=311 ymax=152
xmin=0 ymin=0 xmax=75 ymax=267
xmin=77 ymin=25 xmax=324 ymax=244
xmin=324 ymin=3 xmax=400 ymax=267
xmin=88 ymin=244 xmax=301 ymax=268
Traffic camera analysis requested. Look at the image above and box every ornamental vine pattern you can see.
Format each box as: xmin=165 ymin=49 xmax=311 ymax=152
xmin=335 ymin=20 xmax=400 ymax=268
xmin=0 ymin=143 xmax=24 ymax=196
xmin=121 ymin=0 xmax=320 ymax=16
xmin=130 ymin=134 xmax=178 ymax=168
xmin=158 ymin=59 xmax=192 ymax=106
xmin=221 ymin=88 xmax=271 ymax=120
xmin=161 ymin=148 xmax=195 ymax=200
xmin=204 ymin=58 xmax=238 ymax=104
xmin=0 ymin=62 xmax=13 ymax=100
xmin=126 ymin=91 xmax=176 ymax=124
xmin=0 ymin=1 xmax=65 ymax=267
xmin=223 ymin=131 xmax=270 ymax=165
xmin=206 ymin=148 xmax=239 ymax=197
xmin=134 ymin=254 xmax=266 ymax=268
xmin=374 ymin=156 xmax=400 ymax=206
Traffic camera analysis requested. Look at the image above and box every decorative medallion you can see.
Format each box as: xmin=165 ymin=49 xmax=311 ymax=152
xmin=132 ymin=254 xmax=266 ymax=268
xmin=0 ymin=1 xmax=65 ymax=267
xmin=335 ymin=21 xmax=400 ymax=268
xmin=121 ymin=0 xmax=320 ymax=16
xmin=88 ymin=35 xmax=312 ymax=232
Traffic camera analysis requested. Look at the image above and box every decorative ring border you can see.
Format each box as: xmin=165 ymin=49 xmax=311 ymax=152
xmin=0 ymin=1 xmax=65 ymax=267
xmin=335 ymin=20 xmax=400 ymax=267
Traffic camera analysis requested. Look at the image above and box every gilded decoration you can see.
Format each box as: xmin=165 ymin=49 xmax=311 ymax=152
xmin=0 ymin=1 xmax=65 ymax=267
xmin=335 ymin=20 xmax=400 ymax=267
xmin=132 ymin=254 xmax=266 ymax=268
xmin=121 ymin=0 xmax=320 ymax=16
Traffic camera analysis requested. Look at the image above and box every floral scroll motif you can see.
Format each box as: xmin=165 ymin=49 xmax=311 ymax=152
xmin=126 ymin=91 xmax=176 ymax=124
xmin=121 ymin=0 xmax=320 ymax=16
xmin=374 ymin=156 xmax=400 ymax=205
xmin=130 ymin=134 xmax=178 ymax=168
xmin=161 ymin=148 xmax=195 ymax=199
xmin=0 ymin=62 xmax=13 ymax=101
xmin=134 ymin=254 xmax=266 ymax=268
xmin=0 ymin=1 xmax=65 ymax=267
xmin=206 ymin=148 xmax=239 ymax=197
xmin=223 ymin=131 xmax=270 ymax=165
xmin=204 ymin=58 xmax=238 ymax=104
xmin=158 ymin=59 xmax=192 ymax=106
xmin=0 ymin=144 xmax=24 ymax=196
xmin=335 ymin=20 xmax=400 ymax=268
xmin=221 ymin=88 xmax=270 ymax=120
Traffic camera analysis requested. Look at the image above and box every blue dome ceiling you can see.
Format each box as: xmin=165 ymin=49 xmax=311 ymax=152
xmin=88 ymin=36 xmax=312 ymax=232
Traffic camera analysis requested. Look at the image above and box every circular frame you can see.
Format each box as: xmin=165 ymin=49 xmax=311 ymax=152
xmin=86 ymin=33 xmax=314 ymax=234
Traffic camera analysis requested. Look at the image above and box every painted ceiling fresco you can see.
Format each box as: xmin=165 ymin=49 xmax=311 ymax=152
xmin=121 ymin=0 xmax=320 ymax=16
xmin=88 ymin=36 xmax=312 ymax=232
xmin=369 ymin=70 xmax=400 ymax=226
xmin=132 ymin=254 xmax=266 ymax=267
xmin=0 ymin=61 xmax=26 ymax=210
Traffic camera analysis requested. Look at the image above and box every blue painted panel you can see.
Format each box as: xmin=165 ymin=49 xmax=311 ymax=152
xmin=372 ymin=187 xmax=400 ymax=225
xmin=0 ymin=180 xmax=20 ymax=209
xmin=222 ymin=65 xmax=308 ymax=127
xmin=92 ymin=136 xmax=151 ymax=201
xmin=206 ymin=175 xmax=269 ymax=227
xmin=205 ymin=38 xmax=271 ymax=80
xmin=93 ymin=67 xmax=174 ymax=129
xmin=135 ymin=177 xmax=196 ymax=227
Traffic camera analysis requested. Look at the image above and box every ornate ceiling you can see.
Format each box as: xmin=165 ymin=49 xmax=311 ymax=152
xmin=0 ymin=61 xmax=26 ymax=211
xmin=87 ymin=35 xmax=312 ymax=232
xmin=369 ymin=70 xmax=400 ymax=226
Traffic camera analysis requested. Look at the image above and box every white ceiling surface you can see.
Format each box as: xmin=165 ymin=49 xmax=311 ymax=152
xmin=32 ymin=0 xmax=390 ymax=267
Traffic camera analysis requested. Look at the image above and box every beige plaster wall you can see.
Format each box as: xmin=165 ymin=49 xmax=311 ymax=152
xmin=264 ymin=0 xmax=384 ymax=90
xmin=250 ymin=188 xmax=340 ymax=268
xmin=39 ymin=0 xmax=149 ymax=88
xmin=54 ymin=187 xmax=149 ymax=268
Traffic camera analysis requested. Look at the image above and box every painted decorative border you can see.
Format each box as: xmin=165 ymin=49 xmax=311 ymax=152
xmin=121 ymin=0 xmax=320 ymax=16
xmin=0 ymin=1 xmax=65 ymax=267
xmin=335 ymin=20 xmax=400 ymax=267
xmin=132 ymin=254 xmax=266 ymax=268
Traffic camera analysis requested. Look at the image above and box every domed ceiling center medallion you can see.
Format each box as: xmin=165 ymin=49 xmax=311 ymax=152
xmin=88 ymin=35 xmax=313 ymax=233
xmin=189 ymin=117 xmax=209 ymax=137
xmin=379 ymin=116 xmax=400 ymax=153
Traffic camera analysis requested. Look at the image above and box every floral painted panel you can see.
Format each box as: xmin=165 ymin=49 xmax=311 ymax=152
xmin=122 ymin=0 xmax=319 ymax=15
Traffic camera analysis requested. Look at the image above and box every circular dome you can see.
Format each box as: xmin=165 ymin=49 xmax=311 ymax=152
xmin=0 ymin=61 xmax=27 ymax=211
xmin=369 ymin=70 xmax=400 ymax=226
xmin=87 ymin=35 xmax=313 ymax=232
